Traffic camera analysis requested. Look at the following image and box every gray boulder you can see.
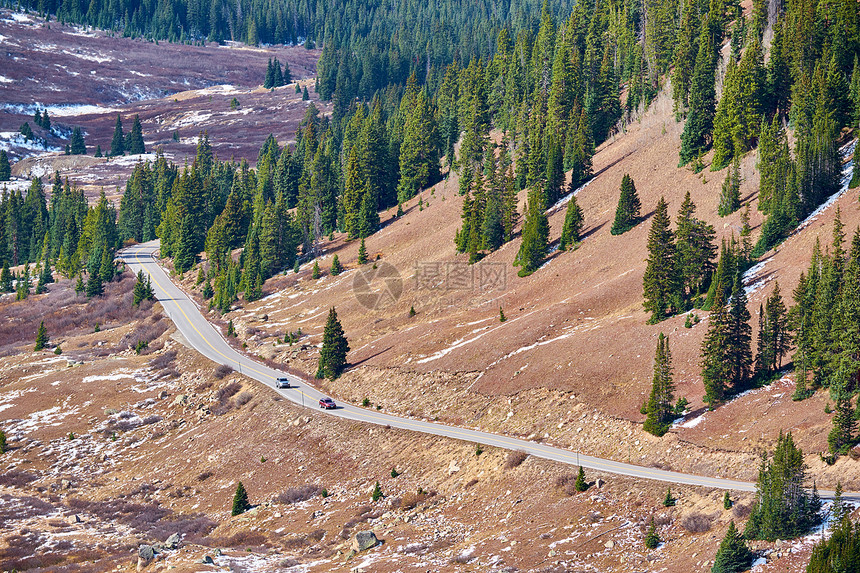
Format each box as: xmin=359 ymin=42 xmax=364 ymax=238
xmin=351 ymin=531 xmax=379 ymax=552
xmin=137 ymin=545 xmax=156 ymax=571
xmin=164 ymin=533 xmax=180 ymax=549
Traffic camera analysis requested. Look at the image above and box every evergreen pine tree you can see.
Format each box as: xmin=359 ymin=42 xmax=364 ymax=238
xmin=643 ymin=333 xmax=675 ymax=436
xmin=34 ymin=321 xmax=48 ymax=351
xmin=371 ymin=481 xmax=383 ymax=501
xmin=0 ymin=263 xmax=11 ymax=292
xmin=643 ymin=197 xmax=679 ymax=322
xmin=610 ymin=174 xmax=640 ymax=235
xmin=95 ymin=145 xmax=103 ymax=158
xmin=711 ymin=521 xmax=752 ymax=573
xmin=702 ymin=286 xmax=731 ymax=408
xmin=357 ymin=238 xmax=368 ymax=265
xmin=514 ymin=188 xmax=549 ymax=277
xmin=663 ymin=488 xmax=676 ymax=506
xmin=558 ymin=195 xmax=583 ymax=251
xmin=0 ymin=429 xmax=5 ymax=454
xmin=723 ymin=491 xmax=732 ymax=510
xmin=231 ymin=481 xmax=250 ymax=515
xmin=718 ymin=158 xmax=741 ymax=216
xmin=330 ymin=254 xmax=343 ymax=276
xmin=109 ymin=114 xmax=125 ymax=156
xmin=311 ymin=260 xmax=320 ymax=279
xmin=644 ymin=517 xmax=660 ymax=549
xmin=318 ymin=307 xmax=349 ymax=379
xmin=745 ymin=432 xmax=822 ymax=540
xmin=264 ymin=58 xmax=274 ymax=88
xmin=575 ymin=466 xmax=588 ymax=492
xmin=302 ymin=86 xmax=310 ymax=101
xmin=69 ymin=127 xmax=86 ymax=155
xmin=126 ymin=115 xmax=146 ymax=155
xmin=0 ymin=150 xmax=10 ymax=181
xmin=16 ymin=265 xmax=30 ymax=300
xmin=831 ymin=482 xmax=847 ymax=524
xmin=85 ymin=269 xmax=103 ymax=297
xmin=201 ymin=277 xmax=213 ymax=299
xmin=133 ymin=270 xmax=155 ymax=306
xmin=679 ymin=21 xmax=718 ymax=166
xmin=726 ymin=273 xmax=753 ymax=391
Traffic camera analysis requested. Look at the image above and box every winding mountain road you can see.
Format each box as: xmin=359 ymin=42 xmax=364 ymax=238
xmin=119 ymin=241 xmax=848 ymax=499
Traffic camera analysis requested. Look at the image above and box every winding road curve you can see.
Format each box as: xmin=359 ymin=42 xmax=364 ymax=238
xmin=119 ymin=241 xmax=849 ymax=499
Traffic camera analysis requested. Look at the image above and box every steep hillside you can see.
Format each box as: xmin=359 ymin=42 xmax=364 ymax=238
xmin=204 ymin=86 xmax=859 ymax=487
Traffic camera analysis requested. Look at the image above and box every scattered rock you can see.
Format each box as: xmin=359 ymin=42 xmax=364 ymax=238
xmin=595 ymin=479 xmax=605 ymax=489
xmin=350 ymin=531 xmax=379 ymax=552
xmin=164 ymin=533 xmax=180 ymax=550
xmin=200 ymin=555 xmax=214 ymax=564
xmin=447 ymin=460 xmax=460 ymax=475
xmin=172 ymin=394 xmax=188 ymax=406
xmin=60 ymin=479 xmax=71 ymax=490
xmin=137 ymin=545 xmax=155 ymax=571
xmin=67 ymin=514 xmax=83 ymax=524
xmin=604 ymin=540 xmax=615 ymax=550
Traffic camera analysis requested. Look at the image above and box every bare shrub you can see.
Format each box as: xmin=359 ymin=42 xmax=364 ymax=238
xmin=65 ymin=497 xmax=215 ymax=541
xmin=215 ymin=381 xmax=242 ymax=402
xmin=400 ymin=490 xmax=432 ymax=510
xmin=555 ymin=474 xmax=577 ymax=496
xmin=246 ymin=326 xmax=265 ymax=338
xmin=214 ymin=364 xmax=234 ymax=379
xmin=402 ymin=542 xmax=428 ymax=554
xmin=0 ymin=469 xmax=38 ymax=488
xmin=195 ymin=380 xmax=213 ymax=392
xmin=275 ymin=484 xmax=322 ymax=505
xmin=203 ymin=530 xmax=268 ymax=549
xmin=196 ymin=471 xmax=214 ymax=482
xmin=308 ymin=529 xmax=325 ymax=543
xmin=654 ymin=513 xmax=673 ymax=527
xmin=504 ymin=450 xmax=528 ymax=470
xmin=149 ymin=350 xmax=177 ymax=370
xmin=141 ymin=415 xmax=162 ymax=426
xmin=732 ymin=503 xmax=752 ymax=520
xmin=681 ymin=512 xmax=712 ymax=533
xmin=235 ymin=391 xmax=253 ymax=406
xmin=465 ymin=478 xmax=479 ymax=488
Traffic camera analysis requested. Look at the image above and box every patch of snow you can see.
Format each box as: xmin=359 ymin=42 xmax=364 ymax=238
xmin=196 ymin=84 xmax=241 ymax=95
xmin=7 ymin=12 xmax=33 ymax=23
xmin=61 ymin=49 xmax=112 ymax=63
xmin=0 ymin=75 xmax=12 ymax=83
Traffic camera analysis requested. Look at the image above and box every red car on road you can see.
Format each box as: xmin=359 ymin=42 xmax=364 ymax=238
xmin=319 ymin=398 xmax=336 ymax=409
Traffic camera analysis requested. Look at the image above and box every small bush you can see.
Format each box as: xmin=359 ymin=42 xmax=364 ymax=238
xmin=197 ymin=471 xmax=214 ymax=482
xmin=556 ymin=474 xmax=578 ymax=496
xmin=681 ymin=512 xmax=712 ymax=533
xmin=732 ymin=503 xmax=752 ymax=520
xmin=400 ymin=490 xmax=432 ymax=510
xmin=214 ymin=364 xmax=234 ymax=379
xmin=235 ymin=391 xmax=253 ymax=406
xmin=149 ymin=350 xmax=177 ymax=370
xmin=308 ymin=529 xmax=325 ymax=543
xmin=215 ymin=381 xmax=242 ymax=402
xmin=504 ymin=450 xmax=528 ymax=469
xmin=275 ymin=484 xmax=322 ymax=505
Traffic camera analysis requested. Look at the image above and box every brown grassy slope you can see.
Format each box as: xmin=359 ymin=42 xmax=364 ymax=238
xmin=220 ymin=88 xmax=860 ymax=469
xmin=0 ymin=274 xmax=792 ymax=573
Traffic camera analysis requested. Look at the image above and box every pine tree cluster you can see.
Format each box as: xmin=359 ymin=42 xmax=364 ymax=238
xmin=264 ymin=58 xmax=291 ymax=89
xmin=0 ymin=173 xmax=119 ymax=298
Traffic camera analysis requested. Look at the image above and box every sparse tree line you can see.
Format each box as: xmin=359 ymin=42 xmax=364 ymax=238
xmin=643 ymin=210 xmax=860 ymax=459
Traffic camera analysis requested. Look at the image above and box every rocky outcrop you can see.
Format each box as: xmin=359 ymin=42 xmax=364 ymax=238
xmin=350 ymin=530 xmax=379 ymax=552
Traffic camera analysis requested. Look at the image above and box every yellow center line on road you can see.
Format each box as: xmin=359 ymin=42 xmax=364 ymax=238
xmin=129 ymin=249 xmax=320 ymax=403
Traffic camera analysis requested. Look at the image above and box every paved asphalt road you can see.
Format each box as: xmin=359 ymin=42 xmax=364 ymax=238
xmin=119 ymin=241 xmax=851 ymax=499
